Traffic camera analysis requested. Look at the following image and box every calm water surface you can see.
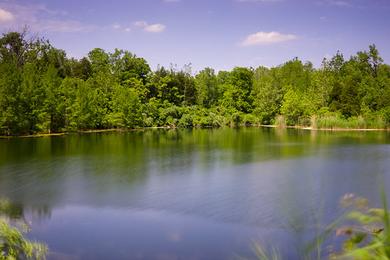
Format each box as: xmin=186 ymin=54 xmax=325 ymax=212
xmin=1 ymin=128 xmax=390 ymax=259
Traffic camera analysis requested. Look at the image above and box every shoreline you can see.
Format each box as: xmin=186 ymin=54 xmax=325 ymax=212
xmin=0 ymin=125 xmax=389 ymax=139
xmin=260 ymin=125 xmax=390 ymax=132
xmin=0 ymin=127 xmax=173 ymax=139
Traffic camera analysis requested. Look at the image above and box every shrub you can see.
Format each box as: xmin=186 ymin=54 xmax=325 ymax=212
xmin=0 ymin=199 xmax=47 ymax=260
xmin=0 ymin=218 xmax=47 ymax=260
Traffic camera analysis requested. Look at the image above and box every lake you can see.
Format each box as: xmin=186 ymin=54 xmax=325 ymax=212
xmin=1 ymin=128 xmax=390 ymax=259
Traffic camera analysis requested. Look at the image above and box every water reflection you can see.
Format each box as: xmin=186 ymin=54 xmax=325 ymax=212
xmin=0 ymin=128 xmax=389 ymax=259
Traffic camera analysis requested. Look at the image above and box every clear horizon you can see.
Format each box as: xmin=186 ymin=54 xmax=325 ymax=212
xmin=0 ymin=0 xmax=389 ymax=72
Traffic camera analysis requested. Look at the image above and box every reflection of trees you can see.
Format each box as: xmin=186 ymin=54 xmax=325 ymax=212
xmin=0 ymin=198 xmax=24 ymax=219
xmin=28 ymin=205 xmax=52 ymax=222
xmin=0 ymin=128 xmax=389 ymax=222
xmin=0 ymin=198 xmax=52 ymax=223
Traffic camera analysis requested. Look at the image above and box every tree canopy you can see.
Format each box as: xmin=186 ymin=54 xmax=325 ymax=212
xmin=0 ymin=31 xmax=389 ymax=135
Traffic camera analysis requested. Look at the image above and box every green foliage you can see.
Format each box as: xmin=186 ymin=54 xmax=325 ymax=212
xmin=0 ymin=219 xmax=47 ymax=260
xmin=0 ymin=199 xmax=47 ymax=260
xmin=252 ymin=67 xmax=283 ymax=124
xmin=219 ymin=67 xmax=254 ymax=113
xmin=109 ymin=84 xmax=142 ymax=128
xmin=250 ymin=244 xmax=281 ymax=260
xmin=195 ymin=67 xmax=219 ymax=107
xmin=281 ymin=89 xmax=312 ymax=125
xmin=330 ymin=193 xmax=390 ymax=259
xmin=314 ymin=111 xmax=386 ymax=129
xmin=0 ymin=31 xmax=389 ymax=135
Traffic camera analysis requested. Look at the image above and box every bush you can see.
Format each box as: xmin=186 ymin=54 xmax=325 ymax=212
xmin=0 ymin=199 xmax=47 ymax=260
xmin=297 ymin=116 xmax=311 ymax=127
xmin=242 ymin=114 xmax=259 ymax=126
xmin=0 ymin=218 xmax=47 ymax=260
xmin=177 ymin=113 xmax=194 ymax=128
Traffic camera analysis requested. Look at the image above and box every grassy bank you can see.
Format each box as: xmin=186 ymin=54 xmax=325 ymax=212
xmin=273 ymin=113 xmax=388 ymax=131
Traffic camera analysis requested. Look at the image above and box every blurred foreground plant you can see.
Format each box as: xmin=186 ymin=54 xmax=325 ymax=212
xmin=0 ymin=198 xmax=47 ymax=260
xmin=252 ymin=191 xmax=390 ymax=260
xmin=330 ymin=192 xmax=390 ymax=259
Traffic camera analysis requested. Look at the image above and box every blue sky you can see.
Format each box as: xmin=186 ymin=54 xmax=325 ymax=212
xmin=0 ymin=0 xmax=389 ymax=72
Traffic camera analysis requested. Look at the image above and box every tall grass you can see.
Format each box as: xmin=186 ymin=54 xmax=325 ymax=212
xmin=274 ymin=115 xmax=286 ymax=128
xmin=313 ymin=113 xmax=386 ymax=129
xmin=0 ymin=198 xmax=47 ymax=260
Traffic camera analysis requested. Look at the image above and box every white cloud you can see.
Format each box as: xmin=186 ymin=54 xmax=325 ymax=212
xmin=134 ymin=21 xmax=148 ymax=28
xmin=112 ymin=23 xmax=121 ymax=29
xmin=0 ymin=3 xmax=166 ymax=35
xmin=0 ymin=3 xmax=94 ymax=32
xmin=0 ymin=8 xmax=14 ymax=22
xmin=111 ymin=23 xmax=132 ymax=33
xmin=134 ymin=20 xmax=166 ymax=33
xmin=36 ymin=20 xmax=93 ymax=33
xmin=241 ymin=31 xmax=297 ymax=46
xmin=144 ymin=23 xmax=166 ymax=33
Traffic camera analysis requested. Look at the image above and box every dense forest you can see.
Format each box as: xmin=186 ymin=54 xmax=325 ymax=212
xmin=0 ymin=31 xmax=390 ymax=136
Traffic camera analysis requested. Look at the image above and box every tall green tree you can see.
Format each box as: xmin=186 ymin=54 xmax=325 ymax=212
xmin=195 ymin=67 xmax=219 ymax=107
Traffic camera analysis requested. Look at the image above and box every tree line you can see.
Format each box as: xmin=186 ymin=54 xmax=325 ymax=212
xmin=0 ymin=31 xmax=389 ymax=135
